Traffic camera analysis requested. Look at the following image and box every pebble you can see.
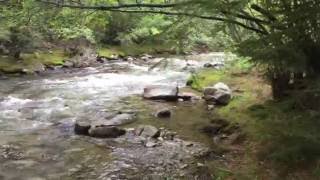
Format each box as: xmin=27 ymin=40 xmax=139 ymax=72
xmin=145 ymin=141 xmax=157 ymax=148
xmin=207 ymin=105 xmax=215 ymax=111
xmin=197 ymin=162 xmax=205 ymax=167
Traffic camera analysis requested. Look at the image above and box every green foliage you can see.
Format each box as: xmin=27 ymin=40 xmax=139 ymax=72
xmin=57 ymin=27 xmax=95 ymax=43
xmin=188 ymin=56 xmax=252 ymax=91
xmin=118 ymin=14 xmax=172 ymax=45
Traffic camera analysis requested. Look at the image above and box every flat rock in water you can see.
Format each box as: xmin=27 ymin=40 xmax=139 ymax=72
xmin=143 ymin=85 xmax=179 ymax=101
xmin=136 ymin=125 xmax=160 ymax=138
xmin=88 ymin=126 xmax=126 ymax=138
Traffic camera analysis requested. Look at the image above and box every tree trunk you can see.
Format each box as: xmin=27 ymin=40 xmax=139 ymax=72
xmin=270 ymin=71 xmax=291 ymax=99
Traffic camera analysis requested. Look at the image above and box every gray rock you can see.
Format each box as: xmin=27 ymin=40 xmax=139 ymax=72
xmin=141 ymin=54 xmax=153 ymax=61
xmin=203 ymin=62 xmax=224 ymax=69
xmin=88 ymin=126 xmax=126 ymax=138
xmin=207 ymin=105 xmax=215 ymax=111
xmin=92 ymin=113 xmax=136 ymax=127
xmin=203 ymin=82 xmax=232 ymax=105
xmin=74 ymin=121 xmax=91 ymax=135
xmin=143 ymin=85 xmax=179 ymax=101
xmin=136 ymin=125 xmax=160 ymax=138
xmin=155 ymin=108 xmax=171 ymax=118
xmin=178 ymin=92 xmax=199 ymax=101
xmin=62 ymin=61 xmax=74 ymax=68
xmin=145 ymin=141 xmax=157 ymax=148
xmin=108 ymin=113 xmax=136 ymax=125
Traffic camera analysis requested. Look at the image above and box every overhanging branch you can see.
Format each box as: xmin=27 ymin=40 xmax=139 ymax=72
xmin=37 ymin=0 xmax=268 ymax=35
xmin=37 ymin=0 xmax=188 ymax=10
xmin=108 ymin=9 xmax=268 ymax=34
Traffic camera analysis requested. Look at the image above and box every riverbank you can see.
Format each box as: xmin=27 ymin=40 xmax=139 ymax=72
xmin=0 ymin=44 xmax=179 ymax=76
xmin=188 ymin=58 xmax=320 ymax=179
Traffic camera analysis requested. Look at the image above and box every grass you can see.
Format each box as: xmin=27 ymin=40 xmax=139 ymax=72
xmin=188 ymin=56 xmax=320 ymax=179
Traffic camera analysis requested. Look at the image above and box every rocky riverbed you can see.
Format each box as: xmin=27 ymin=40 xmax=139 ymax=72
xmin=0 ymin=53 xmax=234 ymax=179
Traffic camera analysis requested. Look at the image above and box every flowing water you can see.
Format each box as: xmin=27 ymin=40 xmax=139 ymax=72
xmin=0 ymin=53 xmax=225 ymax=179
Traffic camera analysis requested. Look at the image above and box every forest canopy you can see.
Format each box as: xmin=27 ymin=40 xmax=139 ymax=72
xmin=0 ymin=0 xmax=320 ymax=98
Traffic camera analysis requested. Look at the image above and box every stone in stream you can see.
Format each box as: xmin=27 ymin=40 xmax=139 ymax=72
xmin=88 ymin=126 xmax=126 ymax=138
xmin=145 ymin=140 xmax=158 ymax=148
xmin=203 ymin=82 xmax=232 ymax=105
xmin=74 ymin=121 xmax=91 ymax=135
xmin=74 ymin=113 xmax=136 ymax=136
xmin=90 ymin=113 xmax=136 ymax=127
xmin=155 ymin=108 xmax=171 ymax=118
xmin=178 ymin=92 xmax=200 ymax=101
xmin=203 ymin=62 xmax=224 ymax=69
xmin=105 ymin=113 xmax=137 ymax=126
xmin=143 ymin=85 xmax=179 ymax=101
xmin=136 ymin=125 xmax=160 ymax=138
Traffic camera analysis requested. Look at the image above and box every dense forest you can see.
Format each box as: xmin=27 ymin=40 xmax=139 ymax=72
xmin=0 ymin=0 xmax=320 ymax=179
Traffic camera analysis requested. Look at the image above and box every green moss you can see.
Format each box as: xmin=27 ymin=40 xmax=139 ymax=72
xmin=188 ymin=70 xmax=226 ymax=91
xmin=98 ymin=44 xmax=174 ymax=58
xmin=0 ymin=57 xmax=24 ymax=73
xmin=98 ymin=47 xmax=126 ymax=58
xmin=0 ymin=50 xmax=67 ymax=73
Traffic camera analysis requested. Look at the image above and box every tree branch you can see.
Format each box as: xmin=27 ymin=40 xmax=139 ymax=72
xmin=37 ymin=0 xmax=268 ymax=35
xmin=108 ymin=9 xmax=268 ymax=35
xmin=37 ymin=0 xmax=188 ymax=10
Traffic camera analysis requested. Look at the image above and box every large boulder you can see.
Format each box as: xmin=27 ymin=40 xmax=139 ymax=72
xmin=88 ymin=126 xmax=126 ymax=138
xmin=203 ymin=82 xmax=232 ymax=105
xmin=143 ymin=85 xmax=179 ymax=101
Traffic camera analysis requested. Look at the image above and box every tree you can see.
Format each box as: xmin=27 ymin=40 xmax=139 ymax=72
xmin=36 ymin=0 xmax=320 ymax=99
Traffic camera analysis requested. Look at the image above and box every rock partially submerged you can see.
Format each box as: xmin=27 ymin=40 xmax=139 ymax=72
xmin=155 ymin=108 xmax=172 ymax=118
xmin=203 ymin=82 xmax=232 ymax=105
xmin=135 ymin=125 xmax=160 ymax=138
xmin=143 ymin=85 xmax=179 ymax=101
xmin=203 ymin=62 xmax=224 ymax=69
xmin=74 ymin=112 xmax=136 ymax=138
xmin=102 ymin=113 xmax=136 ymax=126
xmin=88 ymin=126 xmax=126 ymax=138
xmin=74 ymin=121 xmax=91 ymax=135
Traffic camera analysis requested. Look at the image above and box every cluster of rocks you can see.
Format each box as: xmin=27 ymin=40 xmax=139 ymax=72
xmin=127 ymin=125 xmax=178 ymax=148
xmin=98 ymin=54 xmax=154 ymax=63
xmin=201 ymin=118 xmax=245 ymax=146
xmin=94 ymin=126 xmax=212 ymax=179
xmin=142 ymin=82 xmax=232 ymax=109
xmin=74 ymin=112 xmax=136 ymax=138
